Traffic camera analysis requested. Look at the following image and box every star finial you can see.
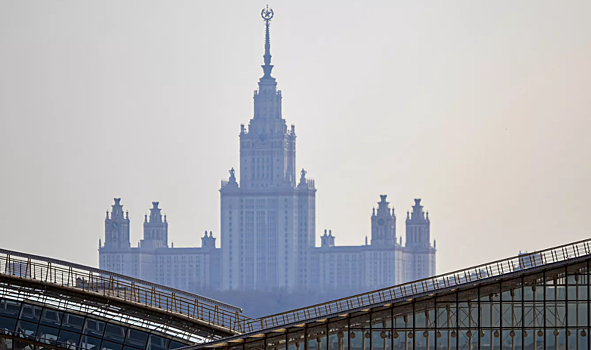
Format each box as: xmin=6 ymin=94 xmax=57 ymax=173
xmin=261 ymin=5 xmax=274 ymax=22
xmin=261 ymin=5 xmax=275 ymax=77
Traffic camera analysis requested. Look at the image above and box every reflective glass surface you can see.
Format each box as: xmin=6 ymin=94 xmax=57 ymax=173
xmin=0 ymin=297 xmax=191 ymax=350
xmin=238 ymin=262 xmax=591 ymax=350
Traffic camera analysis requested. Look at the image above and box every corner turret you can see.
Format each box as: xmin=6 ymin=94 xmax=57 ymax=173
xmin=370 ymin=195 xmax=396 ymax=246
xmin=405 ymin=199 xmax=431 ymax=248
xmin=404 ymin=198 xmax=436 ymax=280
xmin=202 ymin=231 xmax=217 ymax=249
xmin=103 ymin=198 xmax=131 ymax=250
xmin=140 ymin=201 xmax=169 ymax=250
xmin=320 ymin=229 xmax=336 ymax=248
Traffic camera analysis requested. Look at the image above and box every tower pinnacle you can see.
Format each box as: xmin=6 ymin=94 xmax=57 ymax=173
xmin=261 ymin=5 xmax=274 ymax=78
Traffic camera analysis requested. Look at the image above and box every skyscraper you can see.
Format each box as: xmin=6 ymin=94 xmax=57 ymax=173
xmin=220 ymin=6 xmax=316 ymax=291
xmin=98 ymin=7 xmax=436 ymax=297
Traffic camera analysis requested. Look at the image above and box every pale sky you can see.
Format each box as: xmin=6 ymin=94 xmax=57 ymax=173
xmin=1 ymin=1 xmax=590 ymax=276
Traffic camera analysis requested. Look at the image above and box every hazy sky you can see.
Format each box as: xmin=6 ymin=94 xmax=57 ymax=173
xmin=1 ymin=1 xmax=590 ymax=275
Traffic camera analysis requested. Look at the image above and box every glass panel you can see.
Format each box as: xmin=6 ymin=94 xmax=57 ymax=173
xmin=578 ymin=329 xmax=588 ymax=350
xmin=58 ymin=329 xmax=81 ymax=349
xmin=547 ymin=285 xmax=557 ymax=301
xmin=568 ymin=285 xmax=577 ymax=301
xmin=393 ymin=330 xmax=412 ymax=350
xmin=15 ymin=320 xmax=38 ymax=338
xmin=546 ymin=329 xmax=566 ymax=350
xmin=125 ymin=329 xmax=148 ymax=349
xmin=567 ymin=329 xmax=577 ymax=350
xmin=83 ymin=318 xmax=105 ymax=337
xmin=288 ymin=331 xmax=304 ymax=350
xmin=0 ymin=300 xmax=21 ymax=318
xmin=415 ymin=313 xmax=426 ymax=329
xmin=546 ymin=303 xmax=566 ymax=327
xmin=307 ymin=326 xmax=326 ymax=350
xmin=372 ymin=331 xmax=386 ymax=350
xmin=457 ymin=330 xmax=475 ymax=350
xmin=415 ymin=303 xmax=435 ymax=329
xmin=502 ymin=329 xmax=521 ymax=350
xmin=169 ymin=341 xmax=186 ymax=350
xmin=534 ymin=306 xmax=544 ymax=328
xmin=327 ymin=323 xmax=343 ymax=350
xmin=0 ymin=318 xmax=16 ymax=333
xmin=578 ymin=285 xmax=588 ymax=300
xmin=349 ymin=329 xmax=364 ymax=350
xmin=80 ymin=335 xmax=102 ymax=350
xmin=556 ymin=285 xmax=567 ymax=300
xmin=62 ymin=313 xmax=85 ymax=332
xmin=436 ymin=330 xmax=458 ymax=350
xmin=568 ymin=303 xmax=577 ymax=327
xmin=484 ymin=303 xmax=501 ymax=328
xmin=502 ymin=303 xmax=522 ymax=327
xmin=523 ymin=329 xmax=535 ymax=350
xmin=523 ymin=303 xmax=534 ymax=328
xmin=524 ymin=284 xmax=535 ymax=301
xmin=350 ymin=314 xmax=370 ymax=331
xmin=19 ymin=304 xmax=42 ymax=322
xmin=245 ymin=340 xmax=264 ymax=350
xmin=40 ymin=308 xmax=63 ymax=327
xmin=392 ymin=306 xmax=412 ymax=329
xmin=415 ymin=330 xmax=434 ymax=350
xmin=491 ymin=330 xmax=501 ymax=350
xmin=37 ymin=325 xmax=59 ymax=345
xmin=147 ymin=335 xmax=169 ymax=350
xmin=535 ymin=284 xmax=544 ymax=301
xmin=267 ymin=335 xmax=286 ymax=350
xmin=372 ymin=310 xmax=392 ymax=329
xmin=102 ymin=341 xmax=123 ymax=350
xmin=512 ymin=286 xmax=523 ymax=301
xmin=104 ymin=324 xmax=126 ymax=344
xmin=578 ymin=302 xmax=588 ymax=326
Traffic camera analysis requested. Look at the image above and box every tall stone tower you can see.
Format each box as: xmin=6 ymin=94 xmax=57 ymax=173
xmin=371 ymin=195 xmax=397 ymax=246
xmin=140 ymin=202 xmax=168 ymax=249
xmin=103 ymin=198 xmax=130 ymax=249
xmin=220 ymin=7 xmax=316 ymax=291
xmin=405 ymin=199 xmax=436 ymax=280
xmin=99 ymin=198 xmax=134 ymax=277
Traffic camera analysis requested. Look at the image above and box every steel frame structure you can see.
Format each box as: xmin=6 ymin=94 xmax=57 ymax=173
xmin=2 ymin=238 xmax=591 ymax=350
xmin=182 ymin=238 xmax=591 ymax=350
xmin=0 ymin=249 xmax=250 ymax=340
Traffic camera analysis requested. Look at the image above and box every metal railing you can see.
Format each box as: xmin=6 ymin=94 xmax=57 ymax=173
xmin=240 ymin=238 xmax=591 ymax=333
xmin=0 ymin=248 xmax=252 ymax=334
xmin=3 ymin=238 xmax=591 ymax=337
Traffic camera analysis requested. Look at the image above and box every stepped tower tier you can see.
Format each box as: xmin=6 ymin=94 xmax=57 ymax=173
xmin=220 ymin=7 xmax=316 ymax=292
xmin=239 ymin=6 xmax=296 ymax=189
xmin=405 ymin=198 xmax=431 ymax=248
xmin=405 ymin=198 xmax=436 ymax=281
xmin=371 ymin=195 xmax=397 ymax=246
xmin=103 ymin=198 xmax=130 ymax=250
xmin=140 ymin=202 xmax=168 ymax=250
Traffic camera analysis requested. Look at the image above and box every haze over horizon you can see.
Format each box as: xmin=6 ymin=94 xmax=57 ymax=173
xmin=1 ymin=0 xmax=590 ymax=276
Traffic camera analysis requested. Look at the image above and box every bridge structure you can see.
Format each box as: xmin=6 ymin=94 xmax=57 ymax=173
xmin=0 ymin=248 xmax=252 ymax=350
xmin=2 ymin=238 xmax=591 ymax=350
xmin=185 ymin=238 xmax=591 ymax=350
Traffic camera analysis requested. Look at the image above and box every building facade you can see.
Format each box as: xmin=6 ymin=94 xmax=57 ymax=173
xmin=98 ymin=8 xmax=436 ymax=294
xmin=99 ymin=194 xmax=435 ymax=294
